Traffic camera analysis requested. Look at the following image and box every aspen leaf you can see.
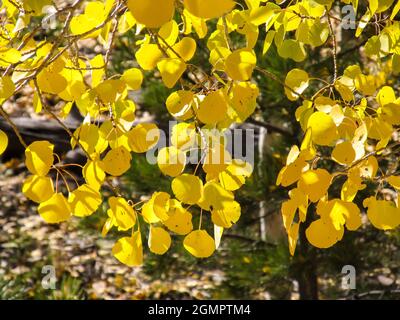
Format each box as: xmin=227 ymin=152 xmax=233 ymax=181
xmin=127 ymin=123 xmax=160 ymax=153
xmin=166 ymin=90 xmax=194 ymax=120
xmin=184 ymin=0 xmax=234 ymax=19
xmin=298 ymin=169 xmax=332 ymax=202
xmin=83 ymin=158 xmax=106 ymax=190
xmin=164 ymin=203 xmax=193 ymax=235
xmin=363 ymin=197 xmax=400 ymax=230
xmin=70 ymin=1 xmax=106 ymax=36
xmin=198 ymin=181 xmax=234 ymax=211
xmin=170 ymin=37 xmax=197 ymax=61
xmin=135 ymin=44 xmax=164 ymax=70
xmin=277 ymin=39 xmax=306 ymax=62
xmin=107 ymin=196 xmax=136 ymax=231
xmin=307 ymin=112 xmax=338 ymax=146
xmin=127 ymin=0 xmax=175 ymax=28
xmin=332 ymin=141 xmax=356 ymax=165
xmin=102 ymin=146 xmax=132 ymax=176
xmin=157 ymin=146 xmax=186 ymax=177
xmin=196 ymin=90 xmax=228 ymax=124
xmin=0 ymin=130 xmax=8 ymax=155
xmin=37 ymin=70 xmax=67 ymax=94
xmin=157 ymin=58 xmax=186 ymax=88
xmin=38 ymin=193 xmax=72 ymax=224
xmin=172 ymin=174 xmax=203 ymax=204
xmin=25 ymin=141 xmax=54 ymax=176
xmin=159 ymin=20 xmax=179 ymax=46
xmin=22 ymin=175 xmax=54 ymax=203
xmin=284 ymin=69 xmax=309 ymax=101
xmin=170 ymin=122 xmax=196 ymax=150
xmin=121 ymin=68 xmax=143 ymax=90
xmin=387 ymin=176 xmax=400 ymax=189
xmin=68 ymin=184 xmax=102 ymax=217
xmin=112 ymin=232 xmax=143 ymax=267
xmin=141 ymin=199 xmax=161 ymax=224
xmin=183 ymin=230 xmax=215 ymax=258
xmin=306 ymin=218 xmax=344 ymax=248
xmin=148 ymin=226 xmax=171 ymax=255
xmin=211 ymin=200 xmax=241 ymax=228
xmin=225 ymin=49 xmax=256 ymax=81
xmin=0 ymin=76 xmax=15 ymax=100
xmin=288 ymin=222 xmax=300 ymax=256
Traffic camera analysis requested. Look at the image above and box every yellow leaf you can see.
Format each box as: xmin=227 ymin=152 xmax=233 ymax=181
xmin=284 ymin=69 xmax=309 ymax=101
xmin=118 ymin=11 xmax=136 ymax=34
xmin=157 ymin=146 xmax=186 ymax=177
xmin=183 ymin=230 xmax=215 ymax=258
xmin=306 ymin=218 xmax=344 ymax=248
xmin=202 ymin=143 xmax=231 ymax=176
xmin=159 ymin=20 xmax=179 ymax=46
xmin=102 ymin=146 xmax=132 ymax=176
xmin=0 ymin=48 xmax=21 ymax=66
xmin=70 ymin=1 xmax=106 ymax=37
xmin=387 ymin=176 xmax=400 ymax=189
xmin=37 ymin=70 xmax=68 ymax=94
xmin=170 ymin=37 xmax=197 ymax=61
xmin=148 ymin=226 xmax=171 ymax=255
xmin=108 ymin=196 xmax=136 ymax=231
xmin=121 ymin=68 xmax=143 ymax=90
xmin=0 ymin=76 xmax=15 ymax=100
xmin=277 ymin=39 xmax=306 ymax=62
xmin=225 ymin=49 xmax=256 ymax=81
xmin=262 ymin=30 xmax=276 ymax=55
xmin=127 ymin=0 xmax=175 ymax=28
xmin=38 ymin=193 xmax=72 ymax=224
xmin=112 ymin=232 xmax=143 ymax=267
xmin=172 ymin=174 xmax=203 ymax=204
xmin=298 ymin=169 xmax=332 ymax=202
xmin=68 ymin=184 xmax=102 ymax=217
xmin=135 ymin=44 xmax=164 ymax=70
xmin=229 ymin=82 xmax=259 ymax=122
xmin=83 ymin=158 xmax=106 ymax=190
xmin=363 ymin=197 xmax=400 ymax=230
xmin=22 ymin=175 xmax=54 ymax=203
xmin=184 ymin=0 xmax=234 ymax=19
xmin=0 ymin=130 xmax=8 ymax=155
xmin=198 ymin=181 xmax=234 ymax=211
xmin=164 ymin=202 xmax=193 ymax=234
xmin=332 ymin=141 xmax=356 ymax=165
xmin=25 ymin=141 xmax=54 ymax=176
xmin=166 ymin=90 xmax=195 ymax=120
xmin=196 ymin=90 xmax=228 ymax=124
xmin=211 ymin=200 xmax=241 ymax=228
xmin=90 ymin=54 xmax=105 ymax=88
xmin=318 ymin=199 xmax=362 ymax=231
xmin=170 ymin=122 xmax=196 ymax=150
xmin=307 ymin=111 xmax=338 ymax=146
xmin=288 ymin=222 xmax=300 ymax=256
xmin=127 ymin=123 xmax=160 ymax=153
xmin=276 ymin=156 xmax=309 ymax=187
xmin=157 ymin=58 xmax=186 ymax=88
xmin=152 ymin=192 xmax=171 ymax=221
xmin=214 ymin=224 xmax=224 ymax=249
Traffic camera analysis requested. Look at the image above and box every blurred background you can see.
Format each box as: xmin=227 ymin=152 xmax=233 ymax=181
xmin=1 ymin=0 xmax=400 ymax=300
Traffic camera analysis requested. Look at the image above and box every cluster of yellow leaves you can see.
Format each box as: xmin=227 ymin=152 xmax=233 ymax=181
xmin=1 ymin=0 xmax=400 ymax=266
xmin=279 ymin=60 xmax=400 ymax=253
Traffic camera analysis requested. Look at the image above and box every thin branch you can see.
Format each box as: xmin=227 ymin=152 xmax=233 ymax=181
xmin=326 ymin=7 xmax=338 ymax=82
xmin=247 ymin=118 xmax=292 ymax=137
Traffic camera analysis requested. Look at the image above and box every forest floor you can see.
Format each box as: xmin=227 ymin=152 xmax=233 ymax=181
xmin=0 ymin=163 xmax=218 ymax=300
